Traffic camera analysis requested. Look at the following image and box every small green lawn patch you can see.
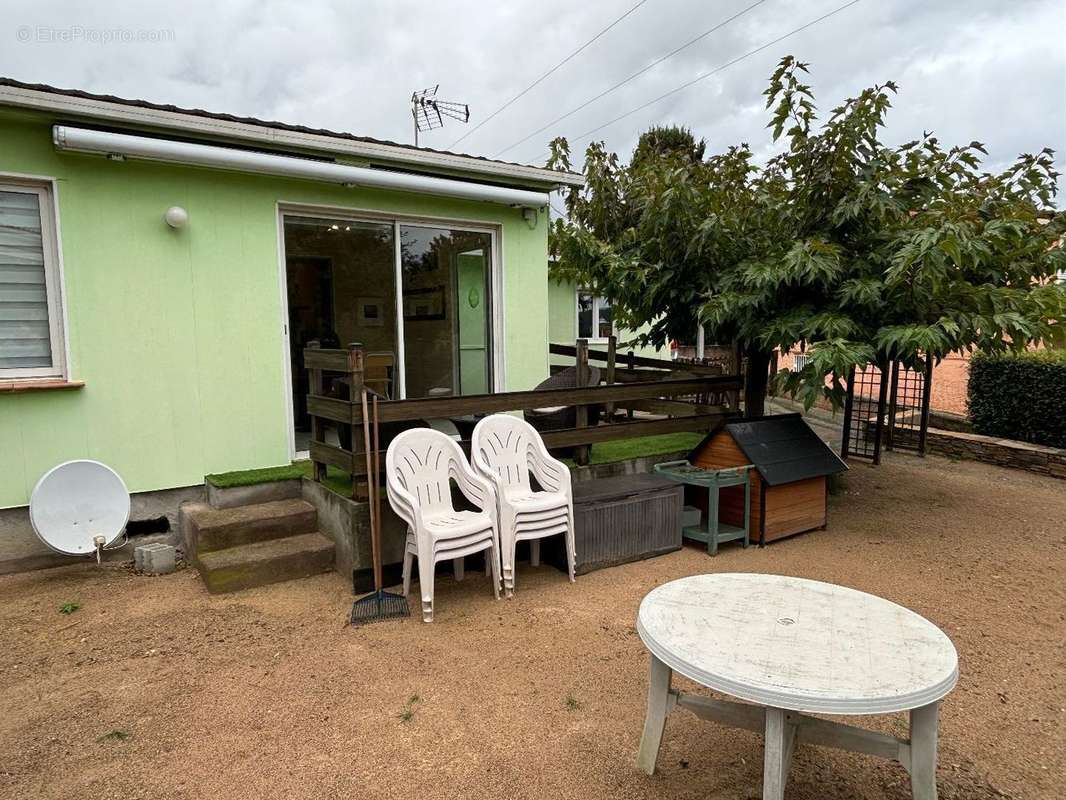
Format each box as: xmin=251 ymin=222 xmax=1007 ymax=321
xmin=562 ymin=432 xmax=705 ymax=467
xmin=59 ymin=601 xmax=80 ymax=615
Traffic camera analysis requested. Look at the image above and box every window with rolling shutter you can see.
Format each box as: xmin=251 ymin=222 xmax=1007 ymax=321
xmin=0 ymin=181 xmax=65 ymax=379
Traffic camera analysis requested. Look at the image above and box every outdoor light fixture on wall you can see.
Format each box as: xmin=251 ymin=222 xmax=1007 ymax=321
xmin=164 ymin=206 xmax=189 ymax=229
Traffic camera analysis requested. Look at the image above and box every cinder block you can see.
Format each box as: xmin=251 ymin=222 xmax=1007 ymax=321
xmin=145 ymin=545 xmax=176 ymax=574
xmin=135 ymin=543 xmax=176 ymax=574
xmin=133 ymin=543 xmax=153 ymax=571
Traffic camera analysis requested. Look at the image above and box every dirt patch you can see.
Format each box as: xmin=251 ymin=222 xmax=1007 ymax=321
xmin=1 ymin=453 xmax=1062 ymax=800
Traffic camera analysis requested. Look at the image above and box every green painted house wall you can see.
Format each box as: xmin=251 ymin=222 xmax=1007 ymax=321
xmin=0 ymin=111 xmax=549 ymax=508
xmin=547 ymin=277 xmax=665 ymax=362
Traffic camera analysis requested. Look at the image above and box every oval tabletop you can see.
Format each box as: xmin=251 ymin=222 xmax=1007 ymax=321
xmin=636 ymin=573 xmax=959 ymax=715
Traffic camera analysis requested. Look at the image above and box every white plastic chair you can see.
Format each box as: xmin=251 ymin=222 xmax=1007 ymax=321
xmin=471 ymin=414 xmax=576 ymax=596
xmin=386 ymin=428 xmax=502 ymax=622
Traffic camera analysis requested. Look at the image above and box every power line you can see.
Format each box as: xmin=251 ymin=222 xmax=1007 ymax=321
xmin=522 ymin=0 xmax=864 ymax=164
xmin=492 ymin=0 xmax=769 ymax=159
xmin=448 ymin=0 xmax=651 ymax=150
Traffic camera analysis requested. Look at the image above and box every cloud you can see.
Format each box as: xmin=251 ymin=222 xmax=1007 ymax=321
xmin=2 ymin=0 xmax=1063 ymax=192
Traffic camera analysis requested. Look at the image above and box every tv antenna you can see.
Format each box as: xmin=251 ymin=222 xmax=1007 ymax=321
xmin=411 ymin=85 xmax=469 ymax=147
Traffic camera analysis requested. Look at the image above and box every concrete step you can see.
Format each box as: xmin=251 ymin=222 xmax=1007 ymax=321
xmin=207 ymin=478 xmax=302 ymax=510
xmin=186 ymin=499 xmax=317 ymax=556
xmin=197 ymin=532 xmax=335 ymax=594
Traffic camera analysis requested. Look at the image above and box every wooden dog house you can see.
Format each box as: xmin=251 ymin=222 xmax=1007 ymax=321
xmin=688 ymin=414 xmax=847 ymax=545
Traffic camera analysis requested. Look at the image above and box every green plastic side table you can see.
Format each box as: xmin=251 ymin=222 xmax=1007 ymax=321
xmin=653 ymin=460 xmax=754 ymax=555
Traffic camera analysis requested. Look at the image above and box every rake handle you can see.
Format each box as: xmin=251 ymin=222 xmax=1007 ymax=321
xmin=372 ymin=394 xmax=383 ymax=593
xmin=360 ymin=389 xmax=382 ymax=593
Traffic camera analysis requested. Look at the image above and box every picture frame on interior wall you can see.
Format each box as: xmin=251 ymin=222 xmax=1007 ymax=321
xmin=0 ymin=176 xmax=68 ymax=381
xmin=403 ymin=285 xmax=446 ymax=321
xmin=357 ymin=297 xmax=385 ymax=327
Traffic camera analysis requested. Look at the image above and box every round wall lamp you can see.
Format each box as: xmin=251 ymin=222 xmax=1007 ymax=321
xmin=164 ymin=206 xmax=189 ymax=229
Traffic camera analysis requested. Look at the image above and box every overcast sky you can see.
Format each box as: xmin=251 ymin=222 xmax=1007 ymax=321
xmin=3 ymin=0 xmax=1064 ymax=195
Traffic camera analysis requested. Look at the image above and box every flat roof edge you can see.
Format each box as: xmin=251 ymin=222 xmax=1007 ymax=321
xmin=0 ymin=82 xmax=585 ymax=190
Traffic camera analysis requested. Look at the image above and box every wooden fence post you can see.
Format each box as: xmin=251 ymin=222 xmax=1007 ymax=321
xmin=348 ymin=343 xmax=366 ymax=501
xmin=574 ymin=338 xmax=591 ymax=466
xmin=307 ymin=340 xmax=327 ymax=482
xmin=730 ymin=343 xmax=743 ymax=412
xmin=626 ymin=349 xmax=636 ymax=419
xmin=604 ymin=334 xmax=617 ymax=419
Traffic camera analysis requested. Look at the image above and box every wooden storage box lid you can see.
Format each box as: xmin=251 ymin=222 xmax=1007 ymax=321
xmin=572 ymin=473 xmax=680 ymax=505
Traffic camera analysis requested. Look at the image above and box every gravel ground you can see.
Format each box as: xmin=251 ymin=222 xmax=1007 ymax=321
xmin=1 ymin=453 xmax=1063 ymax=800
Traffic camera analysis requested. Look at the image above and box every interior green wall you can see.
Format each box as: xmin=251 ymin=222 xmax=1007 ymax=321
xmin=0 ymin=111 xmax=549 ymax=508
xmin=547 ymin=277 xmax=665 ymax=363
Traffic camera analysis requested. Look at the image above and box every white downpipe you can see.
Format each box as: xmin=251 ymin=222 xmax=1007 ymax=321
xmin=696 ymin=324 xmax=706 ymax=360
xmin=52 ymin=126 xmax=550 ymax=208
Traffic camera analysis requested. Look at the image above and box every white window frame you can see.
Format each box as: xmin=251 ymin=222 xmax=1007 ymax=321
xmin=276 ymin=201 xmax=503 ymax=460
xmin=0 ymin=176 xmax=68 ymax=381
xmin=575 ymin=289 xmax=615 ymax=344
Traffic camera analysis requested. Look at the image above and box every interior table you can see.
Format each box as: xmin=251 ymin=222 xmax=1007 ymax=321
xmin=635 ymin=573 xmax=959 ymax=799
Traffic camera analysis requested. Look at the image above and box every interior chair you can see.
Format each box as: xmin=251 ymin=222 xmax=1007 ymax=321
xmin=385 ymin=427 xmax=501 ymax=622
xmin=471 ymin=414 xmax=576 ymax=596
xmin=364 ymin=351 xmax=395 ymax=399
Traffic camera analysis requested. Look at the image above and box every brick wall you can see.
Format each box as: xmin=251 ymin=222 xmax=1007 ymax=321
xmin=777 ymin=349 xmax=971 ymax=415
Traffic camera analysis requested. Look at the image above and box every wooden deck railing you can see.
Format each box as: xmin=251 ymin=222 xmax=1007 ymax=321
xmin=304 ymin=339 xmax=743 ymax=497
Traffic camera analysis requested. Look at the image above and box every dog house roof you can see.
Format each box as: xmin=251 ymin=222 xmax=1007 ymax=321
xmin=691 ymin=413 xmax=848 ymax=486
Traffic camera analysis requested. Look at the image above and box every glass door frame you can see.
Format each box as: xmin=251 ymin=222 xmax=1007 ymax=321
xmin=276 ymin=201 xmax=504 ymax=459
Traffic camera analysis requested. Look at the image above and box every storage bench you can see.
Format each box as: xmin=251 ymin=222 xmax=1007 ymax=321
xmin=545 ymin=473 xmax=683 ymax=575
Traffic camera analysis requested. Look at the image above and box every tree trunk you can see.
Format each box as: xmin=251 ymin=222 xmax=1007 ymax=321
xmin=744 ymin=348 xmax=772 ymax=418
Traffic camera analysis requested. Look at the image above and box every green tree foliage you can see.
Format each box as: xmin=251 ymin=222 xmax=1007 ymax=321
xmin=549 ymin=57 xmax=1066 ymax=415
xmin=631 ymin=125 xmax=706 ymax=170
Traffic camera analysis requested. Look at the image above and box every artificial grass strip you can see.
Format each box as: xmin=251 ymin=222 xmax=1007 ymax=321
xmin=207 ymin=460 xmax=354 ymax=495
xmin=205 ymin=463 xmax=307 ymax=488
xmin=206 ymin=432 xmax=705 ymax=492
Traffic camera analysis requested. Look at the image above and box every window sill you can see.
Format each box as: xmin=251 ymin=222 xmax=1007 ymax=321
xmin=0 ymin=379 xmax=85 ymax=394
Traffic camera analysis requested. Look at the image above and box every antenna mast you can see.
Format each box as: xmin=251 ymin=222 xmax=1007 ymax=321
xmin=411 ymin=85 xmax=469 ymax=147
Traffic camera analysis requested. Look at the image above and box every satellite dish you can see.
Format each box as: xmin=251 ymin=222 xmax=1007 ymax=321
xmin=30 ymin=460 xmax=130 ymax=557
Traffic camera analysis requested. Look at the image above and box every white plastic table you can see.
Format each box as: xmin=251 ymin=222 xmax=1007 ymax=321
xmin=636 ymin=574 xmax=959 ymax=800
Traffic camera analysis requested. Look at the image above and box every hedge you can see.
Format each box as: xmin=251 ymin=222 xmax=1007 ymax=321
xmin=968 ymin=350 xmax=1066 ymax=448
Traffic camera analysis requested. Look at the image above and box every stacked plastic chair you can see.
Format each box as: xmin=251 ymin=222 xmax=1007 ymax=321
xmin=471 ymin=414 xmax=576 ymax=596
xmin=385 ymin=428 xmax=502 ymax=622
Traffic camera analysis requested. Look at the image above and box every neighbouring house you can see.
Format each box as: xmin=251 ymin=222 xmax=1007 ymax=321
xmin=779 ymin=347 xmax=972 ymax=417
xmin=547 ymin=277 xmax=666 ymax=365
xmin=0 ymin=77 xmax=583 ymax=571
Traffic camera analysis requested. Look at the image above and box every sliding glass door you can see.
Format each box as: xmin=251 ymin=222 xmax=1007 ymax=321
xmin=399 ymin=225 xmax=492 ymax=398
xmin=283 ymin=212 xmax=494 ymax=449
